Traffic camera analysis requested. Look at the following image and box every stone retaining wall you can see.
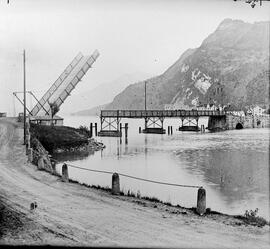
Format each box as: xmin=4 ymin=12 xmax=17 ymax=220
xmin=226 ymin=115 xmax=270 ymax=130
xmin=27 ymin=120 xmax=53 ymax=173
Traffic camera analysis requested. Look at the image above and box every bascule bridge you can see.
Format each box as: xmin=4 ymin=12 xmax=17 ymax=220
xmin=15 ymin=50 xmax=100 ymax=125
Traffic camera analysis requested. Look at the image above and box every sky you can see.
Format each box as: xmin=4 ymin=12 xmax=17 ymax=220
xmin=0 ymin=0 xmax=269 ymax=116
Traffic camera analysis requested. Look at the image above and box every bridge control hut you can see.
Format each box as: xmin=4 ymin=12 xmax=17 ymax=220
xmin=29 ymin=115 xmax=64 ymax=126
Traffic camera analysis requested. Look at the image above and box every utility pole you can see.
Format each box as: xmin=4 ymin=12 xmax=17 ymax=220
xmin=144 ymin=81 xmax=147 ymax=111
xmin=23 ymin=50 xmax=26 ymax=145
xmin=144 ymin=81 xmax=147 ymax=130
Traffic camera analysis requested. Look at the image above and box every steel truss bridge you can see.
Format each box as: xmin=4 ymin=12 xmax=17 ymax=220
xmin=99 ymin=109 xmax=226 ymax=135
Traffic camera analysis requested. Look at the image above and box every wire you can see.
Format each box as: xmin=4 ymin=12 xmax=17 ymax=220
xmin=31 ymin=149 xmax=201 ymax=189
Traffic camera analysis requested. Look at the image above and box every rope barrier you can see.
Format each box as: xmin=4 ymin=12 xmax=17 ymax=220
xmin=66 ymin=163 xmax=114 ymax=175
xmin=117 ymin=173 xmax=201 ymax=189
xmin=31 ymin=149 xmax=202 ymax=189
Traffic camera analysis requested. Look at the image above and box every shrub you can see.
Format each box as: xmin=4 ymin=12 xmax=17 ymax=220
xmin=78 ymin=125 xmax=90 ymax=137
xmin=244 ymin=208 xmax=268 ymax=227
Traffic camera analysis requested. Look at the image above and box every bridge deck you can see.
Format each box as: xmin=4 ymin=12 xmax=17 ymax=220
xmin=101 ymin=110 xmax=226 ymax=118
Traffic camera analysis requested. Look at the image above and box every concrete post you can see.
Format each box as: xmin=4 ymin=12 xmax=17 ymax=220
xmin=37 ymin=156 xmax=44 ymax=170
xmin=196 ymin=187 xmax=206 ymax=215
xmin=62 ymin=163 xmax=69 ymax=182
xmin=95 ymin=123 xmax=98 ymax=136
xmin=111 ymin=173 xmax=120 ymax=195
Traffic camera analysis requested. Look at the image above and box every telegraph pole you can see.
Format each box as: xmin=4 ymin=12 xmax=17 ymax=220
xmin=23 ymin=50 xmax=26 ymax=145
xmin=144 ymin=81 xmax=147 ymax=130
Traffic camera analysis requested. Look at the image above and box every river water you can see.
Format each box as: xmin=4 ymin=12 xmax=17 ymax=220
xmin=54 ymin=115 xmax=270 ymax=219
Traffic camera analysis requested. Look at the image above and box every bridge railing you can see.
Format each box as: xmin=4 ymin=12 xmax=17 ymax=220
xmin=100 ymin=110 xmax=226 ymax=118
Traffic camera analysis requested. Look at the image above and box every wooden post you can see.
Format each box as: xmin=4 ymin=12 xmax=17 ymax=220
xmin=95 ymin=123 xmax=98 ymax=136
xmin=120 ymin=123 xmax=122 ymax=137
xmin=170 ymin=126 xmax=173 ymax=135
xmin=112 ymin=173 xmax=120 ymax=195
xmin=62 ymin=163 xmax=69 ymax=182
xmin=196 ymin=187 xmax=206 ymax=215
xmin=125 ymin=123 xmax=128 ymax=138
xmin=125 ymin=123 xmax=128 ymax=144
xmin=139 ymin=127 xmax=141 ymax=133
xmin=168 ymin=126 xmax=170 ymax=135
xmin=90 ymin=123 xmax=93 ymax=138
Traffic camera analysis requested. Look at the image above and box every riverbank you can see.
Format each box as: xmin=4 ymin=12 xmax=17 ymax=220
xmin=30 ymin=123 xmax=105 ymax=154
xmin=0 ymin=118 xmax=269 ymax=247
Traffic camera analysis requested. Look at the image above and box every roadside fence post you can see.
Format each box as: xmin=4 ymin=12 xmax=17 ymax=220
xmin=112 ymin=173 xmax=120 ymax=195
xmin=196 ymin=187 xmax=206 ymax=215
xmin=62 ymin=163 xmax=69 ymax=182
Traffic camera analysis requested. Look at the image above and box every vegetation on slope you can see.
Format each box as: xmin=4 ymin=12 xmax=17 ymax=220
xmin=30 ymin=124 xmax=89 ymax=153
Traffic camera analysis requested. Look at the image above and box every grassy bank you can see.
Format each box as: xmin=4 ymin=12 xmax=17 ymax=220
xmin=30 ymin=124 xmax=89 ymax=153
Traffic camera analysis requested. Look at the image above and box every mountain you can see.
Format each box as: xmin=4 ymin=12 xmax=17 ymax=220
xmin=60 ymin=72 xmax=150 ymax=115
xmin=102 ymin=19 xmax=269 ymax=111
xmin=71 ymin=103 xmax=108 ymax=116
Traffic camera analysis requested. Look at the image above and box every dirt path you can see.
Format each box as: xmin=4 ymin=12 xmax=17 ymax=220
xmin=0 ymin=118 xmax=269 ymax=247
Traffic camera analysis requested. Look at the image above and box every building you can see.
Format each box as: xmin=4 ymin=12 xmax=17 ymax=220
xmin=196 ymin=104 xmax=220 ymax=111
xmin=29 ymin=115 xmax=64 ymax=126
xmin=230 ymin=110 xmax=245 ymax=117
xmin=247 ymin=105 xmax=266 ymax=116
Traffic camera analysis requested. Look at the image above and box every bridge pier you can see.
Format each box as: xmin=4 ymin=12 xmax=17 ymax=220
xmin=98 ymin=115 xmax=122 ymax=137
xmin=143 ymin=117 xmax=165 ymax=134
xmin=179 ymin=117 xmax=199 ymax=132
